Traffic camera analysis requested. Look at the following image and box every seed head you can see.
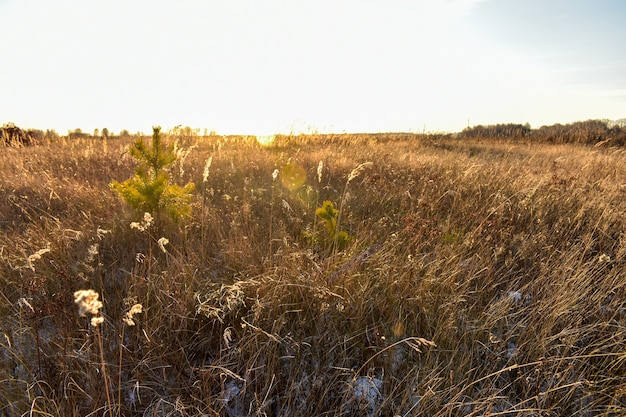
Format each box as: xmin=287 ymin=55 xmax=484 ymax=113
xmin=74 ymin=289 xmax=103 ymax=317
xmin=157 ymin=237 xmax=169 ymax=253
xmin=123 ymin=304 xmax=143 ymax=326
xmin=317 ymin=160 xmax=323 ymax=183
xmin=86 ymin=244 xmax=99 ymax=263
xmin=203 ymin=156 xmax=213 ymax=183
xmin=27 ymin=246 xmax=51 ymax=271
xmin=90 ymin=316 xmax=105 ymax=327
xmin=347 ymin=162 xmax=373 ymax=183
xmin=96 ymin=227 xmax=111 ymax=240
xmin=130 ymin=212 xmax=154 ymax=231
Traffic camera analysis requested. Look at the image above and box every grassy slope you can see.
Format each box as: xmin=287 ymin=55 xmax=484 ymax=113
xmin=0 ymin=134 xmax=625 ymax=416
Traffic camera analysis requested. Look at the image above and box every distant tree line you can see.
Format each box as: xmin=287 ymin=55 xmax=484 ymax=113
xmin=460 ymin=123 xmax=531 ymax=139
xmin=6 ymin=120 xmax=626 ymax=147
xmin=1 ymin=123 xmax=36 ymax=146
xmin=460 ymin=119 xmax=626 ymax=146
xmin=2 ymin=125 xmax=198 ymax=142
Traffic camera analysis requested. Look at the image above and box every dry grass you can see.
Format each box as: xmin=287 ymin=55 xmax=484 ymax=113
xmin=1 ymin=133 xmax=625 ymax=416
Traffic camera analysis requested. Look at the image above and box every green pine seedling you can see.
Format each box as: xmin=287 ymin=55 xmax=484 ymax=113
xmin=110 ymin=126 xmax=195 ymax=222
xmin=315 ymin=200 xmax=351 ymax=254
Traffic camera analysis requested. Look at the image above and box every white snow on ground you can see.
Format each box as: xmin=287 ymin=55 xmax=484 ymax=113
xmin=507 ymin=290 xmax=531 ymax=305
xmin=221 ymin=380 xmax=241 ymax=405
xmin=221 ymin=379 xmax=246 ymax=417
xmin=507 ymin=291 xmax=523 ymax=303
xmin=506 ymin=341 xmax=517 ymax=359
xmin=348 ymin=376 xmax=383 ymax=416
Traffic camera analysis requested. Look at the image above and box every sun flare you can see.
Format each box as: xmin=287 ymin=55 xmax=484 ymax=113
xmin=256 ymin=135 xmax=276 ymax=147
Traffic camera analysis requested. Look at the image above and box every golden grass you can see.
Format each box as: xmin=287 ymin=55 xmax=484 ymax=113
xmin=0 ymin=133 xmax=625 ymax=416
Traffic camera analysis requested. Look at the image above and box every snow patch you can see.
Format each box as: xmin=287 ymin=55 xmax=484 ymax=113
xmin=507 ymin=291 xmax=523 ymax=303
xmin=221 ymin=379 xmax=246 ymax=417
xmin=506 ymin=341 xmax=517 ymax=359
xmin=348 ymin=376 xmax=383 ymax=416
xmin=507 ymin=290 xmax=532 ymax=305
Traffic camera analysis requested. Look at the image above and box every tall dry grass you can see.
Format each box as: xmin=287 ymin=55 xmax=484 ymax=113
xmin=0 ymin=133 xmax=625 ymax=416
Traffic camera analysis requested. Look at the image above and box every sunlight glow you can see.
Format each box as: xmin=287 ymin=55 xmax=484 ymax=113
xmin=256 ymin=135 xmax=276 ymax=147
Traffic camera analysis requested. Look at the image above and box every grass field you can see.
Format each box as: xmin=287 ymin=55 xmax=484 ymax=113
xmin=1 ymin=132 xmax=625 ymax=416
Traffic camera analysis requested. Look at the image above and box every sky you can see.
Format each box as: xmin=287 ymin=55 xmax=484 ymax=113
xmin=1 ymin=0 xmax=625 ymax=135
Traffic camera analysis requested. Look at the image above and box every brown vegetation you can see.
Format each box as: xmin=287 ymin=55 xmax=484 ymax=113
xmin=0 ymin=131 xmax=625 ymax=416
xmin=0 ymin=123 xmax=36 ymax=146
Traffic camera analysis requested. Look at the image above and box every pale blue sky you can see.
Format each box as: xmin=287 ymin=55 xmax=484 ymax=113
xmin=1 ymin=0 xmax=625 ymax=134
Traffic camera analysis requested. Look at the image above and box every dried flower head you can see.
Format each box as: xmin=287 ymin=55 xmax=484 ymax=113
xmin=123 ymin=304 xmax=143 ymax=326
xmin=96 ymin=227 xmax=111 ymax=240
xmin=74 ymin=289 xmax=103 ymax=317
xmin=203 ymin=156 xmax=213 ymax=183
xmin=130 ymin=212 xmax=154 ymax=231
xmin=157 ymin=237 xmax=169 ymax=253
xmin=347 ymin=162 xmax=373 ymax=183
xmin=86 ymin=244 xmax=99 ymax=263
xmin=317 ymin=160 xmax=324 ymax=183
xmin=177 ymin=146 xmax=195 ymax=179
xmin=27 ymin=246 xmax=51 ymax=271
xmin=90 ymin=316 xmax=105 ymax=327
xmin=272 ymin=169 xmax=279 ymax=181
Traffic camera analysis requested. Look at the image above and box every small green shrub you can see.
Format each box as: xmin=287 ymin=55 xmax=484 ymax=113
xmin=315 ymin=200 xmax=351 ymax=253
xmin=110 ymin=126 xmax=195 ymax=221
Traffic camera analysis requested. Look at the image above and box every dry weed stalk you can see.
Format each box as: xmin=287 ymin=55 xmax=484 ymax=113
xmin=74 ymin=289 xmax=112 ymax=416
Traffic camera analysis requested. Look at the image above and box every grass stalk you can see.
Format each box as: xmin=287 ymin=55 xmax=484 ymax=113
xmin=96 ymin=328 xmax=114 ymax=417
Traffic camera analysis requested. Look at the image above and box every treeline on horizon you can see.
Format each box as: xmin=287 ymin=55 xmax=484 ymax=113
xmin=6 ymin=118 xmax=626 ymax=147
xmin=458 ymin=118 xmax=626 ymax=146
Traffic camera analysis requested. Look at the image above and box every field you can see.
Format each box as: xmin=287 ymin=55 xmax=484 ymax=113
xmin=1 ymin=132 xmax=625 ymax=416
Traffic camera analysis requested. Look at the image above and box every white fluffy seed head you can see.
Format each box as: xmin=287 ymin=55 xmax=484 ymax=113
xmin=74 ymin=289 xmax=103 ymax=317
xmin=157 ymin=237 xmax=169 ymax=253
